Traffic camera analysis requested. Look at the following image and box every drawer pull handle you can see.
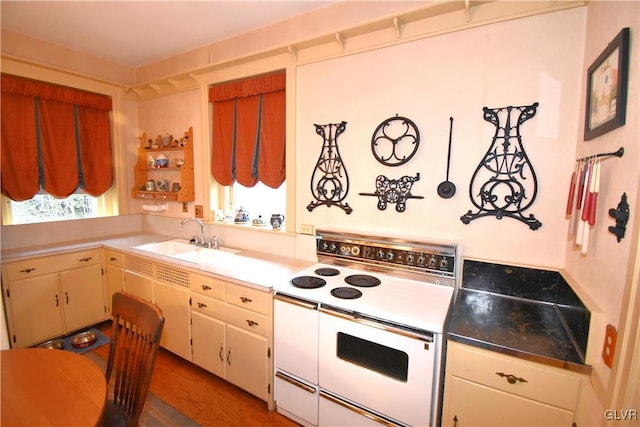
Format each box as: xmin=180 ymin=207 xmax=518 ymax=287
xmin=246 ymin=319 xmax=259 ymax=327
xmin=110 ymin=257 xmax=117 ymax=262
xmin=65 ymin=292 xmax=69 ymax=304
xmin=197 ymin=302 xmax=207 ymax=308
xmin=19 ymin=268 xmax=36 ymax=273
xmin=240 ymin=296 xmax=252 ymax=303
xmin=496 ymin=372 xmax=527 ymax=384
xmin=201 ymin=285 xmax=212 ymax=291
xmin=227 ymin=348 xmax=232 ymax=366
xmin=79 ymin=257 xmax=92 ymax=262
xmin=219 ymin=345 xmax=224 ymax=362
xmin=55 ymin=294 xmax=59 ymax=307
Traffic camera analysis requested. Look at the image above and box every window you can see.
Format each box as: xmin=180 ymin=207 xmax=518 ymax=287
xmin=1 ymin=74 xmax=116 ymax=225
xmin=209 ymin=71 xmax=287 ymax=227
xmin=230 ymin=181 xmax=286 ymax=225
xmin=8 ymin=194 xmax=99 ymax=225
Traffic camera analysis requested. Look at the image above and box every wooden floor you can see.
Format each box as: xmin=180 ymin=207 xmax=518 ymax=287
xmin=94 ymin=323 xmax=299 ymax=427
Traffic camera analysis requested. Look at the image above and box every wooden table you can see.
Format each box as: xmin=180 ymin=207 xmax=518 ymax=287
xmin=1 ymin=348 xmax=107 ymax=426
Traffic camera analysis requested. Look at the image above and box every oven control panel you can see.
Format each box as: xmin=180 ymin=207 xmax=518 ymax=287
xmin=317 ymin=235 xmax=456 ymax=278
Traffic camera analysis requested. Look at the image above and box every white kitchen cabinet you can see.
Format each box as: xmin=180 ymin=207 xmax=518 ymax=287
xmin=442 ymin=341 xmax=584 ymax=427
xmin=1 ymin=249 xmax=106 ymax=348
xmin=123 ymin=255 xmax=191 ymax=360
xmin=153 ymin=263 xmax=191 ymax=361
xmin=191 ymin=275 xmax=273 ymax=408
xmin=104 ymin=249 xmax=124 ymax=313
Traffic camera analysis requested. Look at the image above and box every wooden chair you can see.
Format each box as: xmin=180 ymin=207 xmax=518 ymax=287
xmin=101 ymin=291 xmax=165 ymax=427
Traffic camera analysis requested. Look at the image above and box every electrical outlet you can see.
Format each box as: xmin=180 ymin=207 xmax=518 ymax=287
xmin=182 ymin=202 xmax=188 ymax=213
xmin=300 ymin=224 xmax=314 ymax=235
xmin=602 ymin=324 xmax=617 ymax=368
xmin=195 ymin=205 xmax=203 ymax=218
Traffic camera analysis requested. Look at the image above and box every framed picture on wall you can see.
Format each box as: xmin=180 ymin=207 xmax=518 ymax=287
xmin=584 ymin=27 xmax=630 ymax=141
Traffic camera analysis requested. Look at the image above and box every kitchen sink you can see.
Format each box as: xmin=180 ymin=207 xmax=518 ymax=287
xmin=133 ymin=239 xmax=241 ymax=264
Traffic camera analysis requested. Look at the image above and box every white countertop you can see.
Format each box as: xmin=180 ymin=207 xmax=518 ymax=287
xmin=1 ymin=233 xmax=314 ymax=291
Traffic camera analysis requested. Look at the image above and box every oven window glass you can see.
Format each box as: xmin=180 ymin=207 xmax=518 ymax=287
xmin=336 ymin=332 xmax=408 ymax=382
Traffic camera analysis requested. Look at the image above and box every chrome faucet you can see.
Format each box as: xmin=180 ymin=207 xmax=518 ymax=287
xmin=178 ymin=217 xmax=206 ymax=246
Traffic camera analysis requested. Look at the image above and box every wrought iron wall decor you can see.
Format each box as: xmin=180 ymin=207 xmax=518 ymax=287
xmin=359 ymin=173 xmax=423 ymax=212
xmin=371 ymin=115 xmax=420 ymax=166
xmin=608 ymin=193 xmax=629 ymax=242
xmin=460 ymin=103 xmax=542 ymax=230
xmin=307 ymin=122 xmax=353 ymax=214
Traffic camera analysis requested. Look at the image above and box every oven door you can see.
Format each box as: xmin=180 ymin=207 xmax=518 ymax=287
xmin=274 ymin=294 xmax=319 ymax=426
xmin=318 ymin=306 xmax=438 ymax=427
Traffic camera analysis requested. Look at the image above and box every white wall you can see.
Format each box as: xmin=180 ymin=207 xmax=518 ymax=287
xmin=296 ymin=8 xmax=585 ymax=268
xmin=565 ymin=0 xmax=640 ymax=406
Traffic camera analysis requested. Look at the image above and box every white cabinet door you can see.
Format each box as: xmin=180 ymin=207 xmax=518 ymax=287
xmin=191 ymin=311 xmax=226 ymax=377
xmin=154 ymin=280 xmax=191 ymax=360
xmin=226 ymin=323 xmax=269 ymax=401
xmin=443 ymin=376 xmax=574 ymax=427
xmin=124 ymin=270 xmax=153 ymax=301
xmin=6 ymin=274 xmax=64 ymax=347
xmin=60 ymin=264 xmax=105 ymax=332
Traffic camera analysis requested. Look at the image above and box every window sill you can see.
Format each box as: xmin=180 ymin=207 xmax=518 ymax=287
xmin=209 ymin=220 xmax=295 ymax=236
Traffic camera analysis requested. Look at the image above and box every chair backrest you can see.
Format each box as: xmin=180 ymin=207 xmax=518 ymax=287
xmin=105 ymin=291 xmax=164 ymax=427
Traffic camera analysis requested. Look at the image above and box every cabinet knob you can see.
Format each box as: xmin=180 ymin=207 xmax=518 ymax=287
xmin=240 ymin=296 xmax=252 ymax=304
xmin=496 ymin=372 xmax=527 ymax=384
xmin=201 ymin=285 xmax=212 ymax=291
xmin=110 ymin=257 xmax=117 ymax=262
xmin=197 ymin=302 xmax=207 ymax=308
xmin=246 ymin=319 xmax=259 ymax=327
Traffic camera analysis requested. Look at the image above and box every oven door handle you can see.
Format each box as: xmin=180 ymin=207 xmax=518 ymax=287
xmin=319 ymin=305 xmax=434 ymax=343
xmin=274 ymin=293 xmax=319 ymax=310
xmin=319 ymin=389 xmax=405 ymax=427
xmin=275 ymin=371 xmax=317 ymax=394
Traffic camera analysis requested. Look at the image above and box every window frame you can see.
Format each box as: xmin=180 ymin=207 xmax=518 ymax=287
xmin=200 ymin=55 xmax=296 ymax=233
xmin=0 ymin=58 xmax=128 ymax=226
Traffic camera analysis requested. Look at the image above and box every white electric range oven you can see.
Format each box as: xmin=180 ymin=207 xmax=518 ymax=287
xmin=274 ymin=230 xmax=458 ymax=427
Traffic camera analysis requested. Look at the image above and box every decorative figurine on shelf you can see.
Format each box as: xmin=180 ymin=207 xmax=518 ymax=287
xmin=460 ymin=102 xmax=541 ymax=230
xmin=234 ymin=207 xmax=250 ymax=223
xmin=270 ymin=214 xmax=285 ymax=230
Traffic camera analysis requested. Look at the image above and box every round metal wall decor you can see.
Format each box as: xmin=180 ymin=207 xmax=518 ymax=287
xmin=371 ymin=115 xmax=420 ymax=166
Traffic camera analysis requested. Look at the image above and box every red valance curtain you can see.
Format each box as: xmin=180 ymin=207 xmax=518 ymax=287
xmin=0 ymin=74 xmax=113 ymax=200
xmin=209 ymin=71 xmax=286 ymax=188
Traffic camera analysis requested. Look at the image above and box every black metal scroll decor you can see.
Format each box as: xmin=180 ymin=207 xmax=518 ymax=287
xmin=608 ymin=193 xmax=629 ymax=242
xmin=359 ymin=173 xmax=424 ymax=212
xmin=461 ymin=103 xmax=542 ymax=230
xmin=307 ymin=122 xmax=353 ymax=214
xmin=371 ymin=115 xmax=420 ymax=166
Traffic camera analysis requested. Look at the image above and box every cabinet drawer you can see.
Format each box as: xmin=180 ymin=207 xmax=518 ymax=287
xmin=224 ymin=303 xmax=268 ymax=336
xmin=192 ymin=293 xmax=226 ymax=318
xmin=105 ymin=250 xmax=124 ymax=268
xmin=448 ymin=342 xmax=582 ymax=411
xmin=191 ymin=274 xmax=225 ymax=300
xmin=226 ymin=284 xmax=269 ymax=315
xmin=5 ymin=249 xmax=101 ymax=281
